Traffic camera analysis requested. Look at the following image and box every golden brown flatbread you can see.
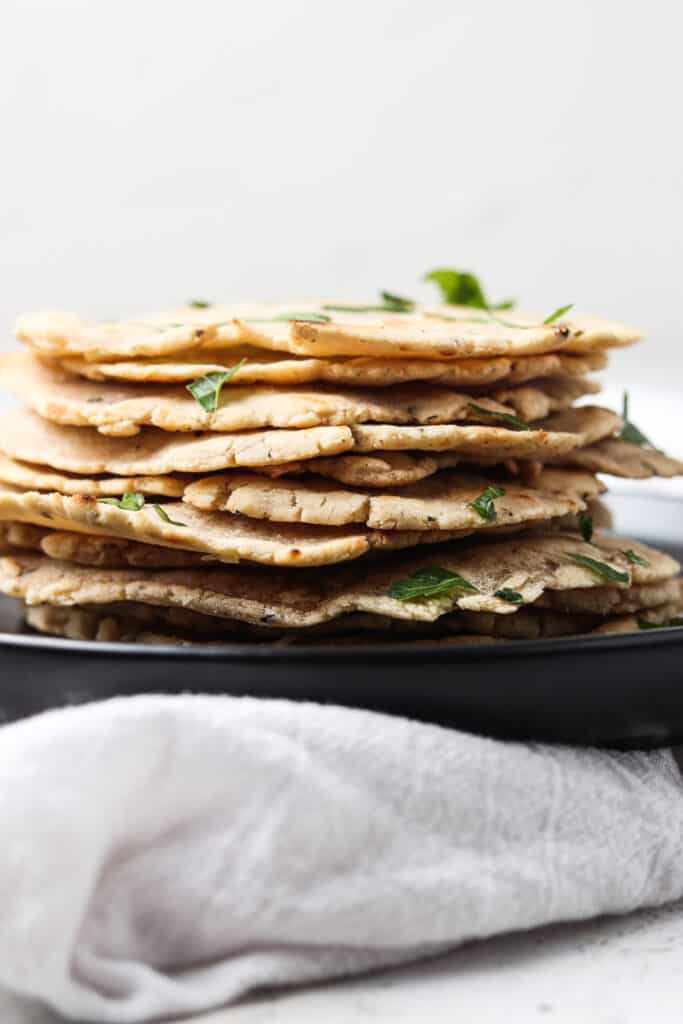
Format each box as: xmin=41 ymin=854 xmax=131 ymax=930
xmin=0 ymin=408 xmax=592 ymax=476
xmin=0 ymin=409 xmax=355 ymax=473
xmin=59 ymin=348 xmax=608 ymax=389
xmin=0 ymin=351 xmax=592 ymax=437
xmin=0 ymin=452 xmax=189 ymax=497
xmin=182 ymin=467 xmax=603 ymax=530
xmin=559 ymin=438 xmax=683 ymax=478
xmin=0 ymin=487 xmax=493 ymax=568
xmin=0 ymin=532 xmax=674 ymax=627
xmin=15 ymin=302 xmax=639 ymax=362
xmin=23 ymin=597 xmax=664 ymax=646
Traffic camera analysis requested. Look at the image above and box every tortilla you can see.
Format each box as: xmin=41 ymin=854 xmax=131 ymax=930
xmin=16 ymin=302 xmax=639 ymax=361
xmin=0 ymin=410 xmax=355 ymax=474
xmin=0 ymin=532 xmax=674 ymax=627
xmin=14 ymin=600 xmax=634 ymax=646
xmin=59 ymin=348 xmax=608 ymax=389
xmin=559 ymin=438 xmax=683 ymax=478
xmin=38 ymin=531 xmax=211 ymax=569
xmin=592 ymin=601 xmax=683 ymax=635
xmin=0 ymin=521 xmax=49 ymax=551
xmin=283 ymin=432 xmax=682 ymax=491
xmin=0 ymin=408 xmax=591 ymax=477
xmin=548 ymin=498 xmax=613 ymax=534
xmin=0 ymin=487 xmax=495 ymax=567
xmin=0 ymin=452 xmax=189 ymax=498
xmin=483 ymin=375 xmax=599 ymax=423
xmin=0 ymin=351 xmax=589 ymax=437
xmin=260 ymin=451 xmax=466 ymax=487
xmin=24 ymin=604 xmax=211 ymax=646
xmin=349 ymin=418 xmax=583 ymax=459
xmin=534 ymin=576 xmax=682 ymax=615
xmin=182 ymin=467 xmax=603 ymax=530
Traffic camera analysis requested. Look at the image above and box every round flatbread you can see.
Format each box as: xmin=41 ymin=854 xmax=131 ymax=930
xmin=0 ymin=487 xmax=495 ymax=568
xmin=0 ymin=451 xmax=189 ymax=497
xmin=182 ymin=467 xmax=604 ymax=530
xmin=15 ymin=302 xmax=639 ymax=362
xmin=558 ymin=438 xmax=683 ymax=478
xmin=0 ymin=410 xmax=355 ymax=473
xmin=0 ymin=532 xmax=675 ymax=627
xmin=0 ymin=351 xmax=593 ymax=437
xmin=0 ymin=408 xmax=592 ymax=476
xmin=59 ymin=347 xmax=608 ymax=389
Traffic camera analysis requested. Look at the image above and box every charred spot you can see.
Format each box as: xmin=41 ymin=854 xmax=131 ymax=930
xmin=289 ymin=548 xmax=302 ymax=558
xmin=554 ymin=325 xmax=570 ymax=340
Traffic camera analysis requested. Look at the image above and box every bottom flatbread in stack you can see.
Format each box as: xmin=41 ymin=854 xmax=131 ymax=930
xmin=1 ymin=529 xmax=680 ymax=646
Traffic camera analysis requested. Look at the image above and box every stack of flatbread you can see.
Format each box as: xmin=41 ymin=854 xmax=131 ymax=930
xmin=0 ymin=297 xmax=681 ymax=646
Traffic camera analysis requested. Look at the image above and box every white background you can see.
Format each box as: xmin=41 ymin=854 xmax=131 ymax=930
xmin=1 ymin=0 xmax=682 ymax=434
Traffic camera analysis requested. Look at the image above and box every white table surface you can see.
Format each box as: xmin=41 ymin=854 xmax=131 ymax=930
xmin=4 ymin=899 xmax=683 ymax=1023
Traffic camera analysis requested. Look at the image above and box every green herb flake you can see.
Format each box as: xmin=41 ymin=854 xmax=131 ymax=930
xmin=153 ymin=504 xmax=186 ymax=527
xmin=189 ymin=300 xmax=212 ymax=308
xmin=578 ymin=511 xmax=593 ymax=543
xmin=186 ymin=359 xmax=246 ymax=413
xmin=423 ymin=268 xmax=513 ymax=310
xmin=638 ymin=617 xmax=683 ymax=630
xmin=379 ymin=290 xmax=415 ymax=312
xmin=97 ymin=492 xmax=146 ymax=511
xmin=467 ymin=402 xmax=531 ymax=431
xmin=565 ymin=552 xmax=630 ymax=584
xmin=467 ymin=485 xmax=506 ymax=522
xmin=623 ymin=549 xmax=650 ymax=567
xmin=495 ymin=588 xmax=523 ymax=604
xmin=241 ymin=312 xmax=332 ymax=324
xmin=619 ymin=391 xmax=653 ymax=447
xmin=543 ymin=303 xmax=574 ymax=325
xmin=388 ymin=567 xmax=479 ymax=602
xmin=323 ymin=291 xmax=415 ymax=315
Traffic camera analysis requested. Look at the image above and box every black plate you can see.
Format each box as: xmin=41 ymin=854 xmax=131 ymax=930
xmin=1 ymin=492 xmax=682 ymax=747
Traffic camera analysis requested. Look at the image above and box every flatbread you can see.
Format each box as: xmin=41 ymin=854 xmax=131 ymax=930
xmin=24 ymin=604 xmax=212 ymax=646
xmin=0 ymin=351 xmax=590 ymax=437
xmin=0 ymin=451 xmax=189 ymax=497
xmin=19 ymin=598 xmax=647 ymax=646
xmin=535 ymin=577 xmax=682 ymax=615
xmin=348 ymin=409 xmax=600 ymax=459
xmin=559 ymin=438 xmax=683 ymax=478
xmin=0 ymin=521 xmax=49 ymax=551
xmin=183 ymin=467 xmax=604 ymax=530
xmin=0 ymin=408 xmax=591 ymax=476
xmin=482 ymin=375 xmax=599 ymax=423
xmin=592 ymin=601 xmax=683 ymax=635
xmin=548 ymin=498 xmax=613 ymax=534
xmin=39 ymin=531 xmax=210 ymax=569
xmin=0 ymin=487 xmax=494 ymax=567
xmin=59 ymin=348 xmax=608 ymax=389
xmin=0 ymin=532 xmax=674 ymax=627
xmin=0 ymin=410 xmax=355 ymax=473
xmin=16 ymin=302 xmax=639 ymax=360
xmin=260 ymin=451 xmax=465 ymax=487
xmin=534 ymin=405 xmax=621 ymax=447
xmin=258 ymin=405 xmax=618 ymax=485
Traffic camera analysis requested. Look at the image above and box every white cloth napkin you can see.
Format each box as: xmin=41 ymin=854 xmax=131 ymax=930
xmin=2 ymin=695 xmax=683 ymax=1023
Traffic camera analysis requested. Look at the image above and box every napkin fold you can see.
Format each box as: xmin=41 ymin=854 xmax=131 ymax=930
xmin=1 ymin=694 xmax=683 ymax=1023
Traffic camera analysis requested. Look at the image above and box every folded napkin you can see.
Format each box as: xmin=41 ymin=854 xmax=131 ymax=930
xmin=2 ymin=695 xmax=683 ymax=1023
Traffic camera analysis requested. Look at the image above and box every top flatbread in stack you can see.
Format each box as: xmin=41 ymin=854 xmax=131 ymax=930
xmin=1 ymin=291 xmax=681 ymax=646
xmin=16 ymin=302 xmax=639 ymax=361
